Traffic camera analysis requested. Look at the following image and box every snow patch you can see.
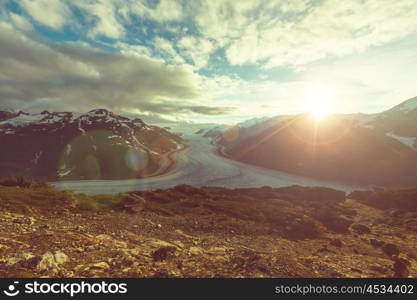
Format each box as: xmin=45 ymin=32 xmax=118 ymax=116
xmin=31 ymin=151 xmax=42 ymax=164
xmin=78 ymin=120 xmax=86 ymax=135
xmin=58 ymin=167 xmax=74 ymax=177
xmin=386 ymin=132 xmax=417 ymax=150
xmin=0 ymin=113 xmax=43 ymax=127
xmin=65 ymin=144 xmax=72 ymax=156
xmin=238 ymin=116 xmax=270 ymax=128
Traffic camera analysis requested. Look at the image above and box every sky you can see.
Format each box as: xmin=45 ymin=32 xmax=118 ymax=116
xmin=0 ymin=0 xmax=417 ymax=124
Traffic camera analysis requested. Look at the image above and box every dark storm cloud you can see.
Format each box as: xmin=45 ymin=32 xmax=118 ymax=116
xmin=0 ymin=22 xmax=234 ymax=117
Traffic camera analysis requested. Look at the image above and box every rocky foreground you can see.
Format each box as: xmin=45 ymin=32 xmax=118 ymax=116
xmin=0 ymin=182 xmax=416 ymax=278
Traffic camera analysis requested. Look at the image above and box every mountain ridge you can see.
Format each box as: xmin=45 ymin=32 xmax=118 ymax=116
xmin=211 ymin=97 xmax=417 ymax=189
xmin=0 ymin=108 xmax=184 ymax=181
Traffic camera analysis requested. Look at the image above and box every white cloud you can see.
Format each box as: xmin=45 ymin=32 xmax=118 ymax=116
xmin=177 ymin=36 xmax=214 ymax=69
xmin=190 ymin=0 xmax=417 ymax=68
xmin=18 ymin=0 xmax=70 ymax=30
xmin=74 ymin=0 xmax=124 ymax=39
xmin=3 ymin=0 xmax=417 ymax=121
xmin=120 ymin=0 xmax=183 ymax=23
xmin=8 ymin=12 xmax=33 ymax=32
xmin=114 ymin=41 xmax=153 ymax=59
xmin=153 ymin=37 xmax=185 ymax=65
xmin=0 ymin=22 xmax=234 ymax=117
xmin=149 ymin=0 xmax=183 ymax=22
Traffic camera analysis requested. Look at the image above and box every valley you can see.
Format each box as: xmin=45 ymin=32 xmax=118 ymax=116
xmin=52 ymin=134 xmax=358 ymax=195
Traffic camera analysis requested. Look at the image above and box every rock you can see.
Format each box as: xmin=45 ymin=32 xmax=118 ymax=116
xmin=329 ymin=238 xmax=342 ymax=247
xmin=96 ymin=234 xmax=113 ymax=241
xmin=12 ymin=217 xmax=34 ymax=225
xmin=152 ymin=246 xmax=176 ymax=261
xmin=315 ymin=247 xmax=334 ymax=254
xmin=146 ymin=239 xmax=179 ymax=250
xmin=245 ymin=255 xmax=271 ymax=274
xmin=74 ymin=247 xmax=84 ymax=253
xmin=392 ymin=256 xmax=410 ymax=278
xmin=206 ymin=247 xmax=227 ymax=255
xmin=394 ymin=232 xmax=405 ymax=238
xmin=283 ymin=216 xmax=324 ymax=239
xmin=351 ymin=224 xmax=371 ymax=234
xmin=369 ymin=239 xmax=385 ymax=248
xmin=382 ymin=243 xmax=400 ymax=257
xmin=189 ymin=246 xmax=204 ymax=256
xmin=121 ymin=194 xmax=146 ymax=214
xmin=96 ymin=234 xmax=127 ymax=248
xmin=12 ymin=218 xmax=24 ymax=224
xmin=54 ymin=251 xmax=69 ymax=264
xmin=152 ymin=270 xmax=175 ymax=278
xmin=6 ymin=252 xmax=35 ymax=266
xmin=369 ymin=265 xmax=389 ymax=274
xmin=36 ymin=252 xmax=57 ymax=273
xmin=90 ymin=262 xmax=110 ymax=270
xmin=387 ymin=209 xmax=407 ymax=218
xmin=11 ymin=251 xmax=69 ymax=275
xmin=350 ymin=268 xmax=362 ymax=273
xmin=171 ymin=240 xmax=185 ymax=249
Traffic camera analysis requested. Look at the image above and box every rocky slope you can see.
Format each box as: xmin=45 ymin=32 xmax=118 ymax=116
xmin=0 ymin=183 xmax=416 ymax=278
xmin=0 ymin=109 xmax=184 ymax=181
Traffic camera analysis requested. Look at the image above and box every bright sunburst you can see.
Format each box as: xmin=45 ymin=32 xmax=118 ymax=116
xmin=304 ymin=84 xmax=336 ymax=120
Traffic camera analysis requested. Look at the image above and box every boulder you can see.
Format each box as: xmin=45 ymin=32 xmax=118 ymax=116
xmin=329 ymin=238 xmax=343 ymax=247
xmin=351 ymin=224 xmax=371 ymax=234
xmin=152 ymin=246 xmax=177 ymax=262
xmin=369 ymin=239 xmax=385 ymax=248
xmin=382 ymin=243 xmax=400 ymax=257
xmin=121 ymin=194 xmax=146 ymax=214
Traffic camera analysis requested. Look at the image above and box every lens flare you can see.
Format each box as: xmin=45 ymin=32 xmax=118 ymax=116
xmin=124 ymin=148 xmax=148 ymax=172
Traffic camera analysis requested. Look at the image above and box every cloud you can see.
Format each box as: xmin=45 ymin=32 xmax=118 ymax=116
xmin=177 ymin=36 xmax=214 ymax=69
xmin=152 ymin=37 xmax=185 ymax=65
xmin=3 ymin=0 xmax=417 ymax=121
xmin=190 ymin=0 xmax=417 ymax=68
xmin=74 ymin=0 xmax=125 ymax=39
xmin=8 ymin=12 xmax=33 ymax=32
xmin=12 ymin=0 xmax=417 ymax=70
xmin=18 ymin=0 xmax=70 ymax=30
xmin=0 ymin=22 xmax=234 ymax=118
xmin=262 ymin=0 xmax=417 ymax=68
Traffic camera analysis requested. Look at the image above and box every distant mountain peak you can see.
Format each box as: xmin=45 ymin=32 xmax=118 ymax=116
xmin=87 ymin=108 xmax=111 ymax=116
xmin=0 ymin=108 xmax=184 ymax=181
xmin=391 ymin=96 xmax=417 ymax=113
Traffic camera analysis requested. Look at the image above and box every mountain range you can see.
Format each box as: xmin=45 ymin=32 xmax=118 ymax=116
xmin=0 ymin=109 xmax=184 ymax=181
xmin=210 ymin=97 xmax=417 ymax=189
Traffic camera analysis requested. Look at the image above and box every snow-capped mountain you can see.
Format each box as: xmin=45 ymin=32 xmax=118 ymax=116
xmin=237 ymin=116 xmax=270 ymax=128
xmin=214 ymin=96 xmax=417 ymax=188
xmin=390 ymin=96 xmax=417 ymax=113
xmin=0 ymin=109 xmax=23 ymax=122
xmin=367 ymin=96 xmax=417 ymax=139
xmin=0 ymin=109 xmax=184 ymax=180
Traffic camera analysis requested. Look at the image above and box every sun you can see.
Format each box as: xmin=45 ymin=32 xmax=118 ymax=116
xmin=309 ymin=101 xmax=332 ymax=119
xmin=304 ymin=84 xmax=336 ymax=121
